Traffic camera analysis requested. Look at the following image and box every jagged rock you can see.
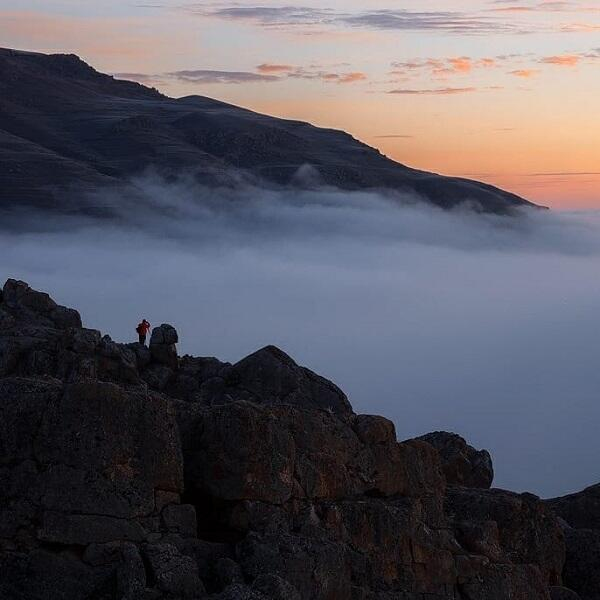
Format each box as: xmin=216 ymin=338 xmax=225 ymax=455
xmin=546 ymin=484 xmax=600 ymax=599
xmin=225 ymin=345 xmax=353 ymax=416
xmin=446 ymin=487 xmax=565 ymax=586
xmin=416 ymin=431 xmax=494 ymax=489
xmin=150 ymin=323 xmax=179 ymax=369
xmin=547 ymin=483 xmax=600 ymax=530
xmin=0 ymin=280 xmax=576 ymax=599
xmin=2 ymin=279 xmax=82 ymax=329
xmin=352 ymin=414 xmax=397 ymax=445
xmin=458 ymin=564 xmax=550 ymax=600
xmin=0 ymin=376 xmax=183 ymax=556
xmin=181 ymin=401 xmax=444 ymax=505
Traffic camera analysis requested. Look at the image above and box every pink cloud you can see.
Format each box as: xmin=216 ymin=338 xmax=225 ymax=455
xmin=257 ymin=63 xmax=295 ymax=73
xmin=509 ymin=69 xmax=540 ymax=78
xmin=540 ymin=54 xmax=580 ymax=66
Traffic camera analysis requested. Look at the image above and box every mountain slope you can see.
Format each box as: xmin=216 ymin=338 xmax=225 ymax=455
xmin=0 ymin=48 xmax=538 ymax=214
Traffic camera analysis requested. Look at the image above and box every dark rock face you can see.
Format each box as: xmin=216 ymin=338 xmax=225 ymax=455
xmin=0 ymin=48 xmax=538 ymax=215
xmin=446 ymin=487 xmax=565 ymax=586
xmin=546 ymin=485 xmax=600 ymax=599
xmin=547 ymin=484 xmax=600 ymax=530
xmin=0 ymin=279 xmax=580 ymax=599
xmin=561 ymin=529 xmax=600 ymax=600
xmin=416 ymin=431 xmax=494 ymax=488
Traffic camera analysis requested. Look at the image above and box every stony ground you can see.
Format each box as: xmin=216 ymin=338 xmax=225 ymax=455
xmin=0 ymin=279 xmax=594 ymax=599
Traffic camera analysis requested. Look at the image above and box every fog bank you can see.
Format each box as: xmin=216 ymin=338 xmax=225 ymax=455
xmin=2 ymin=179 xmax=600 ymax=497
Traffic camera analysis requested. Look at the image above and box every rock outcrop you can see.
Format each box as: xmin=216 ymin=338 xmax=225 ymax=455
xmin=546 ymin=485 xmax=600 ymax=600
xmin=0 ymin=278 xmax=589 ymax=599
xmin=415 ymin=431 xmax=494 ymax=489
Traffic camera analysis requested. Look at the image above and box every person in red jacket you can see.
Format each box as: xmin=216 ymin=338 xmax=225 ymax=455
xmin=136 ymin=319 xmax=151 ymax=345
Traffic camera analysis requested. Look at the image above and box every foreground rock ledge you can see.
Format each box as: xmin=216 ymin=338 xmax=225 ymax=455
xmin=0 ymin=278 xmax=590 ymax=599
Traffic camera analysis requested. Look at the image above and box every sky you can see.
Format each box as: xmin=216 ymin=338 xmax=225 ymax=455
xmin=1 ymin=0 xmax=599 ymax=207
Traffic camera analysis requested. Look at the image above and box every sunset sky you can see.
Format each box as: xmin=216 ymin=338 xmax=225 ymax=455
xmin=2 ymin=0 xmax=599 ymax=207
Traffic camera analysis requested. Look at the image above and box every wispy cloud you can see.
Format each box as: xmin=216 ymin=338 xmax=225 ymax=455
xmin=539 ymin=53 xmax=580 ymax=65
xmin=113 ymin=64 xmax=368 ymax=86
xmin=490 ymin=1 xmax=600 ymax=13
xmin=391 ymin=56 xmax=499 ymax=79
xmin=508 ymin=68 xmax=540 ymax=77
xmin=387 ymin=86 xmax=478 ymax=95
xmin=166 ymin=69 xmax=279 ymax=84
xmin=186 ymin=5 xmax=524 ymax=35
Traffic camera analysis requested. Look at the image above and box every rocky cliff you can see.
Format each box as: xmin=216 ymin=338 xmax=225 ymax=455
xmin=0 ymin=279 xmax=593 ymax=599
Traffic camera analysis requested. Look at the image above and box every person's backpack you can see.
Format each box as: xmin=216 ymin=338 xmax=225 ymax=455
xmin=136 ymin=323 xmax=143 ymax=334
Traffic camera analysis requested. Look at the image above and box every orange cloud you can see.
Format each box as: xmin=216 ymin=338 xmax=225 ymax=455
xmin=509 ymin=69 xmax=539 ymax=78
xmin=540 ymin=54 xmax=580 ymax=66
xmin=448 ymin=57 xmax=472 ymax=73
xmin=257 ymin=63 xmax=294 ymax=73
xmin=337 ymin=72 xmax=367 ymax=83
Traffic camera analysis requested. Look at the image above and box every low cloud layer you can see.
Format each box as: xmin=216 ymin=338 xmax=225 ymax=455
xmin=3 ymin=177 xmax=600 ymax=498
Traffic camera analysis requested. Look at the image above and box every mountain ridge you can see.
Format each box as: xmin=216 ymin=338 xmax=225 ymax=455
xmin=0 ymin=47 xmax=539 ymax=215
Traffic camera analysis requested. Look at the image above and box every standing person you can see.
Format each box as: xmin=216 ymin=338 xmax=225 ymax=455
xmin=136 ymin=319 xmax=151 ymax=345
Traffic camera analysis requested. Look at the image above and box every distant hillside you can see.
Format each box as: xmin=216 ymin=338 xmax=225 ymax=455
xmin=0 ymin=48 xmax=538 ymax=214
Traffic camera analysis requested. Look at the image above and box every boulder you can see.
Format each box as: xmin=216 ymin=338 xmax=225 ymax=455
xmin=352 ymin=414 xmax=397 ymax=445
xmin=225 ymin=345 xmax=353 ymax=417
xmin=150 ymin=323 xmax=179 ymax=369
xmin=2 ymin=279 xmax=81 ymax=329
xmin=415 ymin=431 xmax=494 ymax=489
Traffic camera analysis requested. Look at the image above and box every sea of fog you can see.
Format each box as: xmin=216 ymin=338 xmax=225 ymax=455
xmin=2 ymin=175 xmax=600 ymax=498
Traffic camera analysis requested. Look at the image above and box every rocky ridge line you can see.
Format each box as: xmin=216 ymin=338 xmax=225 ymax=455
xmin=0 ymin=279 xmax=593 ymax=599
